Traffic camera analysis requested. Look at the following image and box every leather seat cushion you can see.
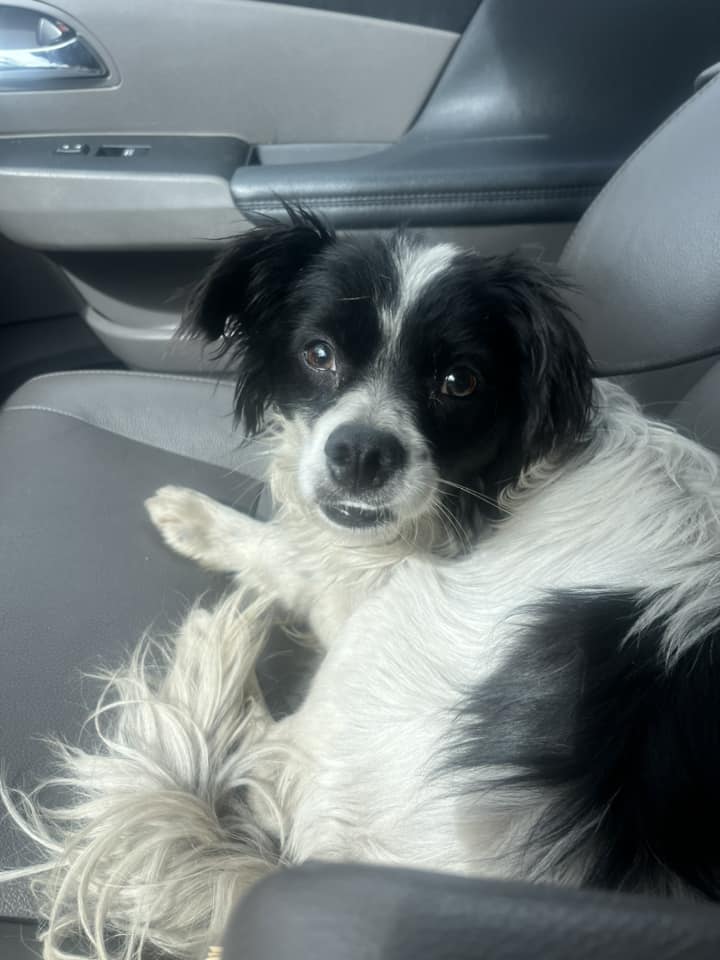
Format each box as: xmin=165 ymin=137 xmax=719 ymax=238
xmin=0 ymin=371 xmax=314 ymax=920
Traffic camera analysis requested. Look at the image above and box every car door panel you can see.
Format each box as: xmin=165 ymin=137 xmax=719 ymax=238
xmin=1 ymin=0 xmax=719 ymax=377
xmin=0 ymin=0 xmax=463 ymax=373
xmin=231 ymin=0 xmax=720 ymax=228
xmin=0 ymin=0 xmax=457 ymax=143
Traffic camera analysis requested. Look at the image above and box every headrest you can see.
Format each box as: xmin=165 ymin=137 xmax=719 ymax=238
xmin=561 ymin=74 xmax=720 ymax=409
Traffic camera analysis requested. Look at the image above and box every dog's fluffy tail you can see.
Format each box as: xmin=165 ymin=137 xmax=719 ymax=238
xmin=0 ymin=591 xmax=284 ymax=960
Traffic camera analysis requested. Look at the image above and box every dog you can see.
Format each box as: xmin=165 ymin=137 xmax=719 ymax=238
xmin=5 ymin=208 xmax=720 ymax=960
xmin=145 ymin=207 xmax=592 ymax=649
xmin=149 ymin=207 xmax=720 ymax=892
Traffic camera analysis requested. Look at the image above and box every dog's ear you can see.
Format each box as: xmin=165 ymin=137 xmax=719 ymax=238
xmin=494 ymin=256 xmax=593 ymax=465
xmin=182 ymin=206 xmax=334 ymax=432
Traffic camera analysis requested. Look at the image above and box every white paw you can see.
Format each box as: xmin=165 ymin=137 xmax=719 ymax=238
xmin=145 ymin=485 xmax=217 ymax=560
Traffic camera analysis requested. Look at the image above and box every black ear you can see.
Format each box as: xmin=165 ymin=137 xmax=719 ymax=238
xmin=182 ymin=206 xmax=334 ymax=432
xmin=493 ymin=255 xmax=593 ymax=465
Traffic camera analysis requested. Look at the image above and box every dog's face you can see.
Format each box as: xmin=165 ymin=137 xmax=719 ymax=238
xmin=185 ymin=209 xmax=592 ymax=537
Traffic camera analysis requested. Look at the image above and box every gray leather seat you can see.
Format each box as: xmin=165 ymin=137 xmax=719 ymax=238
xmin=1 ymin=73 xmax=720 ymax=956
xmin=0 ymin=371 xmax=313 ymax=922
xmin=560 ymin=72 xmax=720 ymax=410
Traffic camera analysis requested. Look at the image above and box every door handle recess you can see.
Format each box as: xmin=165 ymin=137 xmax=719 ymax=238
xmin=0 ymin=6 xmax=107 ymax=85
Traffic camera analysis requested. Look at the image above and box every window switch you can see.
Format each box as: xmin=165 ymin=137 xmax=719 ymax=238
xmin=96 ymin=145 xmax=150 ymax=158
xmin=55 ymin=143 xmax=89 ymax=155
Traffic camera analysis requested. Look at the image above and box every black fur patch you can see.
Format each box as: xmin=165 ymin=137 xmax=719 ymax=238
xmin=452 ymin=591 xmax=720 ymax=899
xmin=395 ymin=252 xmax=592 ymax=498
xmin=182 ymin=206 xmax=593 ymax=509
xmin=182 ymin=206 xmax=338 ymax=433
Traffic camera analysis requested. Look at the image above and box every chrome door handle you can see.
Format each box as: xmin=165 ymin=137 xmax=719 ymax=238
xmin=0 ymin=8 xmax=107 ymax=84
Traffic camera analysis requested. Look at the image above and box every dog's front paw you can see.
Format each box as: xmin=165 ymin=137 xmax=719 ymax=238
xmin=145 ymin=485 xmax=218 ymax=561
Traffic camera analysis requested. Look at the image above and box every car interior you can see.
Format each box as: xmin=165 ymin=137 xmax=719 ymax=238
xmin=2 ymin=1 xmax=720 ymax=957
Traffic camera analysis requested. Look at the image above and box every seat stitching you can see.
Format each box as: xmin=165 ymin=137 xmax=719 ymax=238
xmin=2 ymin=405 xmax=273 ymax=486
xmin=18 ymin=370 xmax=234 ymax=388
xmin=3 ymin=403 xmax=234 ymax=430
xmin=3 ymin=403 xmax=134 ymax=428
xmin=239 ymin=186 xmax=599 ymax=209
xmin=2 ymin=405 xmax=240 ymax=464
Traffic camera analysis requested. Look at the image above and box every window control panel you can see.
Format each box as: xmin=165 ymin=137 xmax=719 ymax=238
xmin=2 ymin=135 xmax=250 ymax=178
xmin=95 ymin=145 xmax=151 ymax=158
xmin=54 ymin=143 xmax=151 ymax=158
xmin=55 ymin=142 xmax=90 ymax=155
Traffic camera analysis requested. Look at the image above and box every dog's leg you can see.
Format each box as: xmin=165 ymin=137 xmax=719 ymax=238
xmin=145 ymin=485 xmax=309 ymax=612
xmin=145 ymin=485 xmax=263 ymax=570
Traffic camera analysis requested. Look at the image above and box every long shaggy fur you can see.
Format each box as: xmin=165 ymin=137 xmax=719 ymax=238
xmin=1 ymin=593 xmax=282 ymax=960
xmin=4 ymin=217 xmax=720 ymax=956
xmin=263 ymin=383 xmax=720 ymax=888
xmin=4 ymin=386 xmax=720 ymax=957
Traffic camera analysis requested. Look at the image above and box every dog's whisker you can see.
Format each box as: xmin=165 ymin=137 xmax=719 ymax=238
xmin=435 ymin=478 xmax=514 ymax=517
xmin=431 ymin=500 xmax=472 ymax=553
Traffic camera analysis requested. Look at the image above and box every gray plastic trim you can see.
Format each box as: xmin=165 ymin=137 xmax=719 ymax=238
xmin=0 ymin=135 xmax=250 ymax=176
xmin=0 ymin=0 xmax=457 ymax=144
xmin=72 ymin=222 xmax=573 ymax=371
xmin=0 ymin=166 xmax=249 ymax=251
xmin=0 ymin=236 xmax=82 ymax=325
xmin=82 ymin=306 xmax=221 ymax=372
xmin=248 ymin=0 xmax=479 ymax=32
xmin=0 ymin=134 xmax=250 ymax=251
xmin=251 ymin=143 xmax=391 ymax=165
xmin=0 ymin=0 xmax=118 ymax=91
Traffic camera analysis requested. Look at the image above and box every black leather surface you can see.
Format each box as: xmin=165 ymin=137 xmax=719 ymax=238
xmin=410 ymin=0 xmax=720 ymax=149
xmin=232 ymin=137 xmax=606 ymax=228
xmin=253 ymin=0 xmax=479 ymax=32
xmin=225 ymin=863 xmax=720 ymax=960
xmin=561 ymin=74 xmax=720 ymax=408
xmin=231 ymin=0 xmax=720 ymax=228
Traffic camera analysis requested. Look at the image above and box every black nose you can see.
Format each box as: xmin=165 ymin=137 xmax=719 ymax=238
xmin=324 ymin=424 xmax=406 ymax=492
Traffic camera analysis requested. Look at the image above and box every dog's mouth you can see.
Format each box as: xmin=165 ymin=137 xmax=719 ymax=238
xmin=319 ymin=502 xmax=395 ymax=529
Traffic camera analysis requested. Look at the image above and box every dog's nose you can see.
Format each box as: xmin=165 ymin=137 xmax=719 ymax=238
xmin=325 ymin=424 xmax=406 ymax=492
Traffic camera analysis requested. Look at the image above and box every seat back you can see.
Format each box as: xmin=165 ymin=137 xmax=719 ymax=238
xmin=560 ymin=74 xmax=720 ymax=416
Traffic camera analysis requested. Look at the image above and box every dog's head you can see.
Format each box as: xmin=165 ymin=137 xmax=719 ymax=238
xmin=184 ymin=208 xmax=592 ymax=538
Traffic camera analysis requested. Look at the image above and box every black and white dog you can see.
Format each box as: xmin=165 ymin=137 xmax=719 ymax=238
xmin=9 ymin=209 xmax=720 ymax=960
xmin=146 ymin=209 xmax=592 ymax=646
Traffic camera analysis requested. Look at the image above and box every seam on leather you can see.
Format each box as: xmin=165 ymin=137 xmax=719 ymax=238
xmin=238 ymin=186 xmax=599 ymax=209
xmin=2 ymin=405 xmax=238 ymax=467
xmin=562 ymin=74 xmax=720 ymax=261
xmin=3 ymin=403 xmax=147 ymax=429
xmin=18 ymin=370 xmax=234 ymax=388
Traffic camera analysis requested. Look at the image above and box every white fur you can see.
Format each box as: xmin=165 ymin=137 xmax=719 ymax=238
xmin=4 ymin=381 xmax=720 ymax=959
xmin=146 ymin=409 xmax=457 ymax=649
xmin=0 ymin=594 xmax=281 ymax=960
xmin=380 ymin=239 xmax=459 ymax=344
xmin=296 ymin=384 xmax=438 ymax=532
xmin=272 ymin=383 xmax=720 ymax=878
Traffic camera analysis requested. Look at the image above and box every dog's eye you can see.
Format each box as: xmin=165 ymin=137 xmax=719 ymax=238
xmin=441 ymin=367 xmax=478 ymax=398
xmin=303 ymin=341 xmax=337 ymax=373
